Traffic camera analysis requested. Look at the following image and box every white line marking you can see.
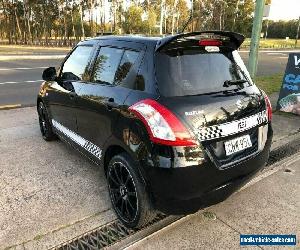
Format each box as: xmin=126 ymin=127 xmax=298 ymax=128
xmin=239 ymin=50 xmax=300 ymax=53
xmin=278 ymin=56 xmax=289 ymax=59
xmin=0 ymin=67 xmax=47 ymax=71
xmin=0 ymin=55 xmax=65 ymax=61
xmin=25 ymin=80 xmax=44 ymax=83
xmin=267 ymin=52 xmax=287 ymax=56
xmin=0 ymin=79 xmax=43 ymax=85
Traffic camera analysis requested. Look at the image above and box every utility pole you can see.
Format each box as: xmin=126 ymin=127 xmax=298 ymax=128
xmin=295 ymin=16 xmax=300 ymax=48
xmin=248 ymin=0 xmax=265 ymax=78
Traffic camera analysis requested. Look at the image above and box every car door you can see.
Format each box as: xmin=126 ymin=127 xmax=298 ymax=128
xmin=76 ymin=40 xmax=145 ymax=153
xmin=47 ymin=45 xmax=94 ymax=132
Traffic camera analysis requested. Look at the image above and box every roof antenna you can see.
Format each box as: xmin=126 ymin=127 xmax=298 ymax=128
xmin=180 ymin=0 xmax=194 ymax=33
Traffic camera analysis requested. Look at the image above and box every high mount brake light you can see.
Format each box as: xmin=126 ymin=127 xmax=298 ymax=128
xmin=199 ymin=39 xmax=222 ymax=46
xmin=263 ymin=93 xmax=272 ymax=121
xmin=129 ymin=99 xmax=197 ymax=146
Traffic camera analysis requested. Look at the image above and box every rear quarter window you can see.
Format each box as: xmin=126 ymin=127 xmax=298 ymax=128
xmin=91 ymin=46 xmax=141 ymax=88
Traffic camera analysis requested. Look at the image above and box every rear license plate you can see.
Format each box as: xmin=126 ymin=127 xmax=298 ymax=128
xmin=224 ymin=135 xmax=252 ymax=156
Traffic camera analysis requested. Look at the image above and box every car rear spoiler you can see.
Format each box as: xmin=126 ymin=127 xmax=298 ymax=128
xmin=155 ymin=31 xmax=245 ymax=52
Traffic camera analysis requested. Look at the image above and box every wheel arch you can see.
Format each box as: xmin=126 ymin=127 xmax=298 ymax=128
xmin=103 ymin=145 xmax=127 ymax=176
xmin=37 ymin=96 xmax=43 ymax=108
xmin=102 ymin=142 xmax=148 ymax=188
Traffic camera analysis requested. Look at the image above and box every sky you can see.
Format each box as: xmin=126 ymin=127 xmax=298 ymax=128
xmin=268 ymin=0 xmax=300 ymax=20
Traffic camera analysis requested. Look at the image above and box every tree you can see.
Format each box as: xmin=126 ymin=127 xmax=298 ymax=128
xmin=142 ymin=7 xmax=157 ymax=34
xmin=122 ymin=5 xmax=143 ymax=34
xmin=0 ymin=0 xmax=295 ymax=45
xmin=192 ymin=0 xmax=254 ymax=36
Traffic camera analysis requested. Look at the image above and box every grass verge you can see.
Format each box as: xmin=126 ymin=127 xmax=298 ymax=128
xmin=254 ymin=73 xmax=283 ymax=95
xmin=243 ymin=38 xmax=300 ymax=49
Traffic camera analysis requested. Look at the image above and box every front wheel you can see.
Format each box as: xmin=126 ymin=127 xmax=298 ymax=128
xmin=107 ymin=153 xmax=156 ymax=229
xmin=37 ymin=101 xmax=56 ymax=141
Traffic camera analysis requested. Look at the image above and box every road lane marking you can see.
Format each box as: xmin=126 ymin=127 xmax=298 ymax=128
xmin=0 ymin=79 xmax=43 ymax=85
xmin=0 ymin=104 xmax=22 ymax=110
xmin=239 ymin=50 xmax=300 ymax=53
xmin=267 ymin=52 xmax=287 ymax=56
xmin=0 ymin=67 xmax=47 ymax=71
xmin=25 ymin=80 xmax=44 ymax=83
xmin=0 ymin=55 xmax=65 ymax=60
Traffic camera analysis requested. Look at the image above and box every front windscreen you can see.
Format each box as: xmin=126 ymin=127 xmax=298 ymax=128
xmin=155 ymin=48 xmax=251 ymax=97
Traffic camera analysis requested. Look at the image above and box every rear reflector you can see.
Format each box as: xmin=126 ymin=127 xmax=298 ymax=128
xmin=199 ymin=39 xmax=222 ymax=46
xmin=264 ymin=94 xmax=272 ymax=121
xmin=261 ymin=90 xmax=272 ymax=121
xmin=129 ymin=99 xmax=197 ymax=146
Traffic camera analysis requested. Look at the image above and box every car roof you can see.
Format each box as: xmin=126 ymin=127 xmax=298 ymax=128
xmin=78 ymin=35 xmax=161 ymax=47
xmin=77 ymin=31 xmax=245 ymax=51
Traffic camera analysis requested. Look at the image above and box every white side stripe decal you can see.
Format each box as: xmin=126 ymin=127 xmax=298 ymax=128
xmin=195 ymin=110 xmax=268 ymax=141
xmin=52 ymin=119 xmax=102 ymax=159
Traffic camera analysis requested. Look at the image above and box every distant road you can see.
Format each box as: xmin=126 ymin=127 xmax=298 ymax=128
xmin=239 ymin=50 xmax=294 ymax=76
xmin=0 ymin=48 xmax=299 ymax=107
xmin=0 ymin=58 xmax=61 ymax=107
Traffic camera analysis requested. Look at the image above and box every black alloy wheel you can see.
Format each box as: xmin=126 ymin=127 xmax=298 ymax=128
xmin=107 ymin=153 xmax=156 ymax=229
xmin=37 ymin=102 xmax=56 ymax=141
xmin=108 ymin=161 xmax=138 ymax=223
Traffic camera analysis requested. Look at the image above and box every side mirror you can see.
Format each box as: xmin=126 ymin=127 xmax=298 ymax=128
xmin=42 ymin=67 xmax=57 ymax=81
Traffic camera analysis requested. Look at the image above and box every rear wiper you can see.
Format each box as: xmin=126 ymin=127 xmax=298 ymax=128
xmin=223 ymin=79 xmax=247 ymax=88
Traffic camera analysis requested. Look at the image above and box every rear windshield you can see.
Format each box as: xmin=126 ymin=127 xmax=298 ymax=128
xmin=155 ymin=48 xmax=252 ymax=97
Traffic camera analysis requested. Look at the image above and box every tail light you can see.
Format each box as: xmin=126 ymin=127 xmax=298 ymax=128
xmin=199 ymin=39 xmax=222 ymax=46
xmin=263 ymin=93 xmax=272 ymax=121
xmin=129 ymin=99 xmax=197 ymax=146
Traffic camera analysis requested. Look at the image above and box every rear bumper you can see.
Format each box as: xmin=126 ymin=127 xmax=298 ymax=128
xmin=146 ymin=128 xmax=272 ymax=214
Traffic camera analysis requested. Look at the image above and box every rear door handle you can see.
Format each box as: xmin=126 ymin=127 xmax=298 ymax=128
xmin=105 ymin=97 xmax=118 ymax=110
xmin=69 ymin=92 xmax=77 ymax=99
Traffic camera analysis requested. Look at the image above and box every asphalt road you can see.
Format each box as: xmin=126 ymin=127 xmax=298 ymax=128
xmin=0 ymin=48 xmax=298 ymax=107
xmin=0 ymin=59 xmax=61 ymax=107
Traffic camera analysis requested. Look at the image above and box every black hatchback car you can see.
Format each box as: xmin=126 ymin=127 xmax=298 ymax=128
xmin=37 ymin=31 xmax=273 ymax=229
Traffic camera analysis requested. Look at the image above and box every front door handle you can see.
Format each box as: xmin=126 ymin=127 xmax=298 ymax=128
xmin=69 ymin=92 xmax=77 ymax=99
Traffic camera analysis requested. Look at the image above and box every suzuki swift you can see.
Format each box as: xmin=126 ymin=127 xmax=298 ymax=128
xmin=37 ymin=31 xmax=273 ymax=229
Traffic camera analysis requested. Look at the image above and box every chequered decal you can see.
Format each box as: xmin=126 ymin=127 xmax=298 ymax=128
xmin=197 ymin=126 xmax=223 ymax=141
xmin=52 ymin=119 xmax=102 ymax=159
xmin=84 ymin=141 xmax=102 ymax=159
xmin=195 ymin=110 xmax=268 ymax=142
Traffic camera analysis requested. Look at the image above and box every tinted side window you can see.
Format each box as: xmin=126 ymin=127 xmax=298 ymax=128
xmin=115 ymin=50 xmax=139 ymax=85
xmin=92 ymin=47 xmax=123 ymax=85
xmin=61 ymin=46 xmax=93 ymax=81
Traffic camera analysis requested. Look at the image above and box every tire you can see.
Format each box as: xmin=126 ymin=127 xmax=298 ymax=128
xmin=107 ymin=153 xmax=157 ymax=229
xmin=37 ymin=101 xmax=56 ymax=141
